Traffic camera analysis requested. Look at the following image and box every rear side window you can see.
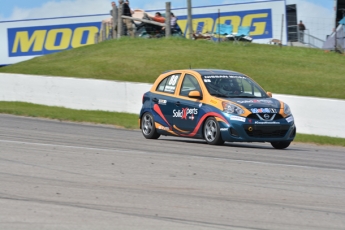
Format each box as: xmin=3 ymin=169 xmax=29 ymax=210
xmin=156 ymin=74 xmax=181 ymax=94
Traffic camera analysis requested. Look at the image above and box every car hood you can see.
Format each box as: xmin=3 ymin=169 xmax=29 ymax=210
xmin=226 ymin=98 xmax=281 ymax=109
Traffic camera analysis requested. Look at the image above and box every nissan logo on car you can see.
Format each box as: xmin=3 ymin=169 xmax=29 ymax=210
xmin=264 ymin=114 xmax=270 ymax=119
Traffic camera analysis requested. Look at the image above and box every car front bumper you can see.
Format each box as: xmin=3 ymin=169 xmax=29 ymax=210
xmin=219 ymin=115 xmax=296 ymax=143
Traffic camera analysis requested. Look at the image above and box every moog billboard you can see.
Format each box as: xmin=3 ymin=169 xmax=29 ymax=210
xmin=150 ymin=0 xmax=285 ymax=41
xmin=177 ymin=9 xmax=273 ymax=39
xmin=8 ymin=22 xmax=100 ymax=57
xmin=0 ymin=0 xmax=285 ymax=66
xmin=0 ymin=15 xmax=105 ymax=66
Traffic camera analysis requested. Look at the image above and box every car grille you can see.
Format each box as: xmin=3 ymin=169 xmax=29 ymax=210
xmin=246 ymin=113 xmax=284 ymax=120
xmin=243 ymin=124 xmax=290 ymax=138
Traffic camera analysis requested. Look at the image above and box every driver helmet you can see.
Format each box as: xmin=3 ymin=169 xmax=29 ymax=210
xmin=222 ymin=79 xmax=239 ymax=92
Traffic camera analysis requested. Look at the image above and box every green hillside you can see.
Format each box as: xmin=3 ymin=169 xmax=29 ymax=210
xmin=1 ymin=37 xmax=344 ymax=99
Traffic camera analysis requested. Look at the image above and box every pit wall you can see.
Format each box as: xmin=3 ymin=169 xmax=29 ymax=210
xmin=0 ymin=73 xmax=344 ymax=138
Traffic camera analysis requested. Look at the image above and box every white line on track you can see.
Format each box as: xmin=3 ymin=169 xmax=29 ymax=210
xmin=1 ymin=139 xmax=344 ymax=173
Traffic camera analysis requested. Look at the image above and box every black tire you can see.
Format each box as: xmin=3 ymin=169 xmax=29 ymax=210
xmin=271 ymin=141 xmax=291 ymax=149
xmin=141 ymin=112 xmax=160 ymax=139
xmin=203 ymin=117 xmax=224 ymax=145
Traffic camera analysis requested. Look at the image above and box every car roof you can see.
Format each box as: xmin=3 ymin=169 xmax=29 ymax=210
xmin=163 ymin=69 xmax=245 ymax=76
xmin=193 ymin=69 xmax=244 ymax=76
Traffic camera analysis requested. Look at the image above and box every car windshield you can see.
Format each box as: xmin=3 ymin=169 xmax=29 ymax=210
xmin=202 ymin=75 xmax=268 ymax=98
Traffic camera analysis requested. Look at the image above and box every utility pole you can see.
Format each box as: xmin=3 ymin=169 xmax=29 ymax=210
xmin=112 ymin=4 xmax=118 ymax=39
xmin=117 ymin=4 xmax=123 ymax=39
xmin=187 ymin=0 xmax=193 ymax=39
xmin=334 ymin=0 xmax=338 ymax=29
xmin=280 ymin=14 xmax=284 ymax=47
xmin=166 ymin=2 xmax=171 ymax=37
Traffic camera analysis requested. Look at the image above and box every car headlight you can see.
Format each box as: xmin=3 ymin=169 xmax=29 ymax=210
xmin=222 ymin=102 xmax=244 ymax=115
xmin=284 ymin=103 xmax=292 ymax=116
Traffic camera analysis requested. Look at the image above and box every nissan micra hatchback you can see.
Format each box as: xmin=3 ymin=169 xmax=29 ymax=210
xmin=139 ymin=69 xmax=296 ymax=149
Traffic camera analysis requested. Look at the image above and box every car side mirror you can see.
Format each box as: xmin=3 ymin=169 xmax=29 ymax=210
xmin=266 ymin=92 xmax=273 ymax=98
xmin=188 ymin=91 xmax=202 ymax=99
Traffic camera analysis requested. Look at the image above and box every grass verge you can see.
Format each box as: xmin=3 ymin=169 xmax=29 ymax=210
xmin=294 ymin=134 xmax=345 ymax=147
xmin=1 ymin=37 xmax=345 ymax=100
xmin=1 ymin=102 xmax=344 ymax=147
xmin=0 ymin=102 xmax=139 ymax=129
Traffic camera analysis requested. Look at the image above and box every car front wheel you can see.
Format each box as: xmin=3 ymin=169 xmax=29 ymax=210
xmin=141 ymin=112 xmax=160 ymax=139
xmin=271 ymin=141 xmax=291 ymax=149
xmin=203 ymin=117 xmax=224 ymax=145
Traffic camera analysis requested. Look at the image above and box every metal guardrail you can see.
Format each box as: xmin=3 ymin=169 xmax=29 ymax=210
xmin=287 ymin=25 xmax=325 ymax=49
xmin=306 ymin=33 xmax=325 ymax=49
xmin=324 ymin=29 xmax=345 ymax=53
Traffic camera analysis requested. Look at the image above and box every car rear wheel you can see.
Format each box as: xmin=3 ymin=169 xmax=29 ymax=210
xmin=203 ymin=117 xmax=224 ymax=145
xmin=141 ymin=112 xmax=160 ymax=139
xmin=271 ymin=141 xmax=291 ymax=149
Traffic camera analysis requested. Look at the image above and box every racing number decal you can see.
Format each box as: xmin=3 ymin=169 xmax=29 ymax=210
xmin=164 ymin=74 xmax=180 ymax=93
xmin=168 ymin=75 xmax=179 ymax=86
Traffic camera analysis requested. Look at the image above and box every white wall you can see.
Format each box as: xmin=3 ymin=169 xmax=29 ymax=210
xmin=1 ymin=73 xmax=344 ymax=138
xmin=0 ymin=73 xmax=151 ymax=114
xmin=273 ymin=94 xmax=344 ymax=139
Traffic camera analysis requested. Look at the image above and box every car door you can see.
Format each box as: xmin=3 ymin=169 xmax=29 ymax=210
xmin=172 ymin=74 xmax=203 ymax=133
xmin=151 ymin=73 xmax=181 ymax=128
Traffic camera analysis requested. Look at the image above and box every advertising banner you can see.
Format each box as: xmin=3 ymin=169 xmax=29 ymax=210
xmin=152 ymin=1 xmax=286 ymax=42
xmin=0 ymin=15 xmax=105 ymax=66
xmin=0 ymin=1 xmax=286 ymax=66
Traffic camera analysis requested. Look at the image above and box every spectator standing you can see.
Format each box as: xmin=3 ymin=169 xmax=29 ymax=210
xmin=110 ymin=1 xmax=117 ymax=16
xmin=162 ymin=12 xmax=178 ymax=34
xmin=170 ymin=12 xmax=182 ymax=34
xmin=170 ymin=12 xmax=177 ymax=30
xmin=298 ymin=20 xmax=306 ymax=43
xmin=125 ymin=0 xmax=135 ymax=15
xmin=119 ymin=0 xmax=134 ymax=37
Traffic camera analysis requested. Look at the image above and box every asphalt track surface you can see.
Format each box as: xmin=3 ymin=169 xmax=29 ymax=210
xmin=0 ymin=114 xmax=344 ymax=230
